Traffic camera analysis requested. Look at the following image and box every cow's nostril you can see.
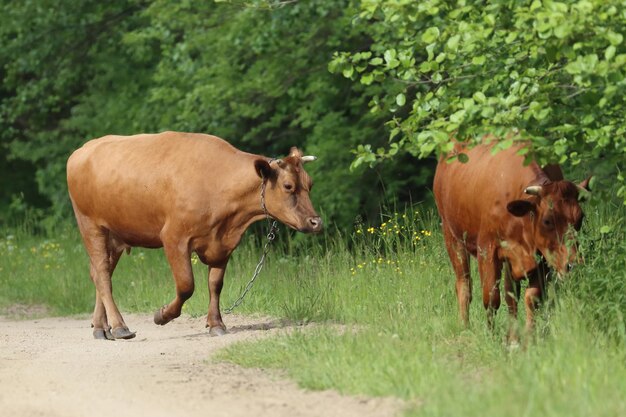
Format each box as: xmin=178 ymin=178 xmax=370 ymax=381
xmin=308 ymin=217 xmax=323 ymax=230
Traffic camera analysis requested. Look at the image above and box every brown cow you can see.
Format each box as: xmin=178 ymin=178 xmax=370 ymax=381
xmin=433 ymin=141 xmax=589 ymax=337
xmin=67 ymin=131 xmax=322 ymax=340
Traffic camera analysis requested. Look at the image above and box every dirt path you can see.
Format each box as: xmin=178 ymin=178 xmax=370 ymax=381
xmin=0 ymin=313 xmax=402 ymax=417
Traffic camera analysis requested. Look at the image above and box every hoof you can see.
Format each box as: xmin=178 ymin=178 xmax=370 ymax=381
xmin=111 ymin=327 xmax=136 ymax=340
xmin=93 ymin=328 xmax=114 ymax=340
xmin=208 ymin=326 xmax=227 ymax=337
xmin=154 ymin=306 xmax=171 ymax=325
xmin=507 ymin=340 xmax=521 ymax=351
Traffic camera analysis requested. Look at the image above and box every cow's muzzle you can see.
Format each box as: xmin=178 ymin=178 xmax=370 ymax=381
xmin=305 ymin=216 xmax=323 ymax=233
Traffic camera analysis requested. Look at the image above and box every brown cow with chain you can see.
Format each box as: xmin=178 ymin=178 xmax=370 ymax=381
xmin=67 ymin=131 xmax=322 ymax=340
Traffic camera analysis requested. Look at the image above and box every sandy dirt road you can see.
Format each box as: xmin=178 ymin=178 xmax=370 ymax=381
xmin=0 ymin=313 xmax=402 ymax=417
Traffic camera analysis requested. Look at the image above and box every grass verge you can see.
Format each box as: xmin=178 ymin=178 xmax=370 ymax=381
xmin=1 ymin=202 xmax=625 ymax=416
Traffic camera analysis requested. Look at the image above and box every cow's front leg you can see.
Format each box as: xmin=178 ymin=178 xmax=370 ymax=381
xmin=154 ymin=240 xmax=194 ymax=325
xmin=524 ymin=265 xmax=547 ymax=335
xmin=206 ymin=264 xmax=227 ymax=336
xmin=477 ymin=246 xmax=502 ymax=330
xmin=442 ymin=227 xmax=472 ymax=327
xmin=503 ymin=262 xmax=521 ymax=344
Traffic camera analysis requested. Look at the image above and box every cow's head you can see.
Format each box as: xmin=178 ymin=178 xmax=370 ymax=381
xmin=506 ymin=178 xmax=589 ymax=277
xmin=254 ymin=147 xmax=323 ymax=233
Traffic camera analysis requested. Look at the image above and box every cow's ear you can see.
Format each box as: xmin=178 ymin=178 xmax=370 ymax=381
xmin=578 ymin=176 xmax=592 ymax=191
xmin=254 ymin=159 xmax=274 ymax=179
xmin=507 ymin=200 xmax=536 ymax=217
xmin=289 ymin=147 xmax=303 ymax=158
xmin=577 ymin=176 xmax=592 ymax=202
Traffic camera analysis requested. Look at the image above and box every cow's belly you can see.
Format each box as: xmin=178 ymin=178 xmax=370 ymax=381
xmin=75 ymin=200 xmax=166 ymax=249
xmin=108 ymin=228 xmax=163 ymax=249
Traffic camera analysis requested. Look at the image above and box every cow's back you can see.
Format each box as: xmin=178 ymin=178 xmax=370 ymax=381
xmin=433 ymin=143 xmax=540 ymax=254
xmin=67 ymin=131 xmax=254 ymax=244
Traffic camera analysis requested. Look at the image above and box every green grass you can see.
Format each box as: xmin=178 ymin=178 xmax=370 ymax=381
xmin=1 ymin=202 xmax=625 ymax=416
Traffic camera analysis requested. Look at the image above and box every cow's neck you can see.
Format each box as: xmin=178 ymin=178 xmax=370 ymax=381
xmin=194 ymin=177 xmax=269 ymax=264
xmin=218 ymin=173 xmax=270 ymax=243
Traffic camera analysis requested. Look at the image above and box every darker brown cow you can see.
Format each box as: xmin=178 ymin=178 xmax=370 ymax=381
xmin=433 ymin=141 xmax=589 ymax=336
xmin=67 ymin=131 xmax=322 ymax=340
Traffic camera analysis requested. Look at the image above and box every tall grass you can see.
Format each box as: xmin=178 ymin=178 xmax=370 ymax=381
xmin=218 ymin=202 xmax=626 ymax=417
xmin=1 ymin=200 xmax=625 ymax=416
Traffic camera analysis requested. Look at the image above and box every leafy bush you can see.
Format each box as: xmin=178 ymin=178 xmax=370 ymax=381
xmin=331 ymin=0 xmax=626 ymax=201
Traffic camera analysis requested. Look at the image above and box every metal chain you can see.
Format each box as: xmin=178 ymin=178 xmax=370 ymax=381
xmin=224 ymin=175 xmax=278 ymax=314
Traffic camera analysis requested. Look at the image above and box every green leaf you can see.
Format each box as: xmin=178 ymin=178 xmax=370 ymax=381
xmin=483 ymin=14 xmax=495 ymax=27
xmin=421 ymin=27 xmax=440 ymax=44
xmin=396 ymin=93 xmax=406 ymax=106
xmin=473 ymin=91 xmax=486 ymax=103
xmin=606 ymin=31 xmax=623 ymax=46
xmin=384 ymin=49 xmax=400 ymax=69
xmin=449 ymin=109 xmax=466 ymax=124
xmin=426 ymin=43 xmax=436 ymax=61
xmin=554 ymin=24 xmax=571 ymax=39
xmin=447 ymin=35 xmax=460 ymax=52
xmin=481 ymin=106 xmax=495 ymax=117
xmin=360 ymin=73 xmax=374 ymax=85
xmin=472 ymin=55 xmax=486 ymax=65
xmin=564 ymin=60 xmax=582 ymax=74
xmin=605 ymin=45 xmax=616 ymax=61
xmin=505 ymin=32 xmax=518 ymax=44
xmin=384 ymin=49 xmax=396 ymax=62
xmin=600 ymin=225 xmax=612 ymax=234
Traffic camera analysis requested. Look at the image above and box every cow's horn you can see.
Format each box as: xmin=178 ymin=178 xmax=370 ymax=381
xmin=301 ymin=155 xmax=317 ymax=163
xmin=524 ymin=185 xmax=542 ymax=196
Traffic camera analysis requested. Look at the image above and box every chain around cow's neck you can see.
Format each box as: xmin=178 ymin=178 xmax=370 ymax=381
xmin=224 ymin=175 xmax=278 ymax=314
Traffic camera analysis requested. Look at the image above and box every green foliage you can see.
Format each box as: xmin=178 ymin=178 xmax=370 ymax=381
xmin=0 ymin=0 xmax=433 ymax=228
xmin=330 ymin=0 xmax=626 ymax=201
xmin=0 ymin=0 xmax=153 ymax=215
xmin=2 ymin=0 xmax=624 ymax=225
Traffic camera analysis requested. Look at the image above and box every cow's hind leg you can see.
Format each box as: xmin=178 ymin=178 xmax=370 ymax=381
xmin=91 ymin=245 xmax=125 ymax=340
xmin=77 ymin=221 xmax=134 ymax=340
xmin=442 ymin=227 xmax=472 ymax=327
xmin=154 ymin=236 xmax=194 ymax=325
xmin=91 ymin=276 xmax=111 ymax=340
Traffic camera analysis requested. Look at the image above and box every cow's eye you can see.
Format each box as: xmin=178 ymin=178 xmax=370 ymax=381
xmin=542 ymin=218 xmax=553 ymax=228
xmin=573 ymin=214 xmax=584 ymax=231
xmin=284 ymin=183 xmax=294 ymax=192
